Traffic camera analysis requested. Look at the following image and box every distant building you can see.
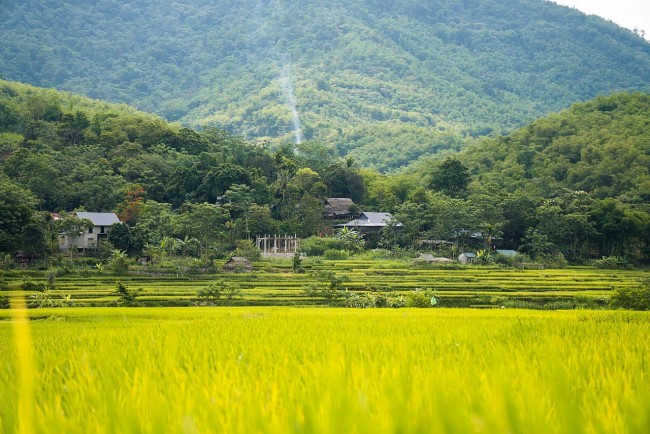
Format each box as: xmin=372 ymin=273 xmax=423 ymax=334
xmin=323 ymin=198 xmax=358 ymax=219
xmin=413 ymin=254 xmax=454 ymax=264
xmin=458 ymin=252 xmax=476 ymax=264
xmin=58 ymin=212 xmax=121 ymax=252
xmin=334 ymin=212 xmax=399 ymax=234
xmin=222 ymin=256 xmax=254 ymax=273
xmin=495 ymin=249 xmax=518 ymax=257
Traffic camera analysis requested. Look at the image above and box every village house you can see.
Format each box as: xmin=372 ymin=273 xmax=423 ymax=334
xmin=334 ymin=212 xmax=399 ymax=235
xmin=58 ymin=212 xmax=121 ymax=252
xmin=323 ymin=198 xmax=358 ymax=220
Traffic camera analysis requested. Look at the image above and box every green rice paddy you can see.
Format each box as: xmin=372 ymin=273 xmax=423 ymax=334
xmin=1 ymin=307 xmax=648 ymax=433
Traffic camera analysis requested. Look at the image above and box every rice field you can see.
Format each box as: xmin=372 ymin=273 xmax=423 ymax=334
xmin=1 ymin=307 xmax=649 ymax=433
xmin=1 ymin=259 xmax=647 ymax=308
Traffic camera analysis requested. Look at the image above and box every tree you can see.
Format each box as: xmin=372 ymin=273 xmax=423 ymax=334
xmin=20 ymin=218 xmax=48 ymax=259
xmin=520 ymin=228 xmax=558 ymax=260
xmin=115 ymin=185 xmax=145 ymax=226
xmin=108 ymin=222 xmax=135 ymax=254
xmin=429 ymin=157 xmax=470 ymax=198
xmin=323 ymin=163 xmax=365 ymax=203
xmin=197 ymin=163 xmax=252 ymax=203
xmin=225 ymin=184 xmax=254 ymax=239
xmin=175 ymin=203 xmax=229 ymax=251
xmin=0 ymin=177 xmax=39 ymax=253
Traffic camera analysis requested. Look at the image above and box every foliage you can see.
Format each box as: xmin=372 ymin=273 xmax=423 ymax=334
xmin=304 ymin=271 xmax=350 ymax=302
xmin=291 ymin=252 xmax=303 ymax=273
xmin=429 ymin=157 xmax=469 ymax=198
xmin=407 ymin=288 xmax=438 ymax=308
xmin=232 ymin=240 xmax=262 ymax=262
xmin=335 ymin=227 xmax=365 ymax=253
xmin=473 ymin=249 xmax=493 ymax=266
xmin=300 ymin=237 xmax=347 ymax=257
xmin=610 ymin=279 xmax=650 ymax=310
xmin=115 ymin=282 xmax=140 ymax=305
xmin=323 ymin=249 xmax=349 ymax=261
xmin=197 ymin=282 xmax=225 ymax=306
xmin=0 ymin=80 xmax=648 ymax=264
xmin=109 ymin=250 xmax=131 ymax=274
xmin=28 ymin=287 xmax=74 ymax=308
xmin=592 ymin=256 xmax=633 ymax=270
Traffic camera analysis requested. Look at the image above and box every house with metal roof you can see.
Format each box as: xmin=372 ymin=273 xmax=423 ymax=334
xmin=333 ymin=212 xmax=399 ymax=234
xmin=58 ymin=212 xmax=121 ymax=252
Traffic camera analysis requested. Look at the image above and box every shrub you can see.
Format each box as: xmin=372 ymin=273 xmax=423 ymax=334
xmin=115 ymin=282 xmax=140 ymax=305
xmin=301 ymin=237 xmax=346 ymax=256
xmin=407 ymin=288 xmax=438 ymax=308
xmin=592 ymin=256 xmax=632 ymax=270
xmin=323 ymin=249 xmax=349 ymax=260
xmin=21 ymin=280 xmax=45 ymax=291
xmin=109 ymin=250 xmax=131 ymax=274
xmin=197 ymin=282 xmax=224 ymax=305
xmin=304 ymin=271 xmax=350 ymax=302
xmin=233 ymin=240 xmax=262 ymax=262
xmin=610 ymin=279 xmax=650 ymax=310
xmin=537 ymin=252 xmax=568 ymax=269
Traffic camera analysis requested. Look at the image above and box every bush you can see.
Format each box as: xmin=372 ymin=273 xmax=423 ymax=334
xmin=537 ymin=252 xmax=568 ymax=269
xmin=115 ymin=282 xmax=140 ymax=305
xmin=21 ymin=280 xmax=45 ymax=291
xmin=109 ymin=250 xmax=131 ymax=274
xmin=233 ymin=240 xmax=262 ymax=261
xmin=407 ymin=288 xmax=438 ymax=307
xmin=592 ymin=256 xmax=632 ymax=270
xmin=610 ymin=279 xmax=650 ymax=310
xmin=323 ymin=249 xmax=349 ymax=260
xmin=197 ymin=282 xmax=224 ymax=305
xmin=301 ymin=237 xmax=346 ymax=256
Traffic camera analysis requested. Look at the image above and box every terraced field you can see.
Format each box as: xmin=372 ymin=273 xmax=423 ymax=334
xmin=2 ymin=259 xmax=647 ymax=309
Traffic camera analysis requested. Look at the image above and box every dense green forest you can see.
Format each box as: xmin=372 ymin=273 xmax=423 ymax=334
xmin=0 ymin=81 xmax=648 ymax=263
xmin=1 ymin=0 xmax=649 ymax=170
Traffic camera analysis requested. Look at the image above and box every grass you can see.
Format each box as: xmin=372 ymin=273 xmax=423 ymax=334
xmin=0 ymin=307 xmax=648 ymax=433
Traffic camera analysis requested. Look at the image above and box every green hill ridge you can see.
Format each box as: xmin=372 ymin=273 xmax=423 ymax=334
xmin=1 ymin=0 xmax=650 ymax=170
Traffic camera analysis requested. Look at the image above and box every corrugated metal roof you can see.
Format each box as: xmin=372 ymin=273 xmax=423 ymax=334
xmin=75 ymin=212 xmax=121 ymax=226
xmin=334 ymin=212 xmax=400 ymax=227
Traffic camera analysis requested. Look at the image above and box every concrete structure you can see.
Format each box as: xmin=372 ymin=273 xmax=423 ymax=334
xmin=256 ymin=235 xmax=301 ymax=257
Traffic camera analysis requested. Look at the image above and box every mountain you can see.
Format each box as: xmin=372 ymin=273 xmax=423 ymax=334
xmin=459 ymin=92 xmax=650 ymax=203
xmin=1 ymin=0 xmax=650 ymax=171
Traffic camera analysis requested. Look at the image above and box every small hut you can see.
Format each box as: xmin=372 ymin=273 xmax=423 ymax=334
xmin=323 ymin=198 xmax=358 ymax=219
xmin=413 ymin=253 xmax=454 ymax=264
xmin=458 ymin=252 xmax=476 ymax=264
xmin=222 ymin=256 xmax=254 ymax=273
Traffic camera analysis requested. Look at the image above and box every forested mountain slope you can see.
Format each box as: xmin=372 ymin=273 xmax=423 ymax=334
xmin=1 ymin=0 xmax=649 ymax=171
xmin=459 ymin=92 xmax=650 ymax=203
